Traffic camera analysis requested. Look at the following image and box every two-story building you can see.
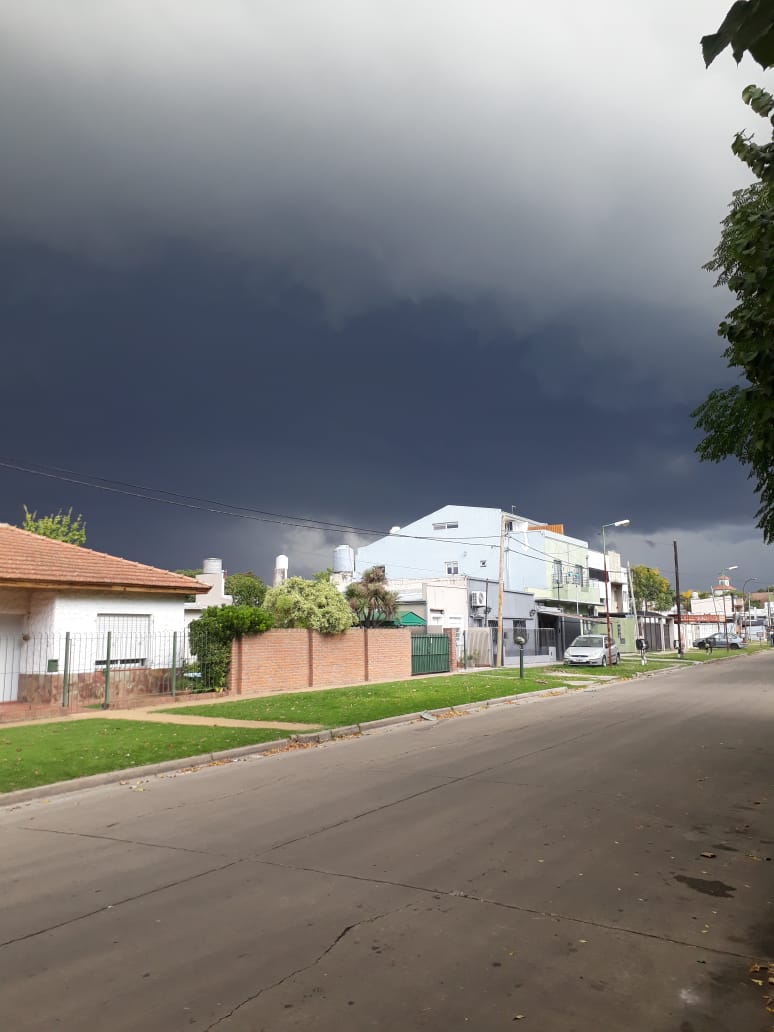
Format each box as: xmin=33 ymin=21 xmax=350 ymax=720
xmin=353 ymin=505 xmax=624 ymax=657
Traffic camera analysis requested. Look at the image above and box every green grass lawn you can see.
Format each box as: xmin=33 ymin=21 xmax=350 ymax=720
xmin=0 ymin=720 xmax=289 ymax=794
xmin=162 ymin=665 xmax=639 ymax=728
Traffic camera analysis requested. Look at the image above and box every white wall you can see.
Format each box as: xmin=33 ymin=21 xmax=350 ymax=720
xmin=49 ymin=592 xmax=186 ymax=636
xmin=2 ymin=590 xmax=189 ymax=676
xmin=690 ymin=594 xmax=735 ymax=618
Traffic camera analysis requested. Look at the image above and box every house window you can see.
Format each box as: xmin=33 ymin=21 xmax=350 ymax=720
xmin=513 ymin=619 xmax=527 ymax=634
xmin=480 ymin=560 xmax=487 ymax=568
xmin=433 ymin=521 xmax=459 ymax=531
xmin=96 ymin=614 xmax=151 ymax=668
xmin=446 ymin=561 xmax=459 ymax=575
xmin=575 ymin=564 xmax=584 ymax=586
xmin=429 ymin=609 xmax=444 ymax=626
xmin=553 ymin=560 xmax=563 ymax=585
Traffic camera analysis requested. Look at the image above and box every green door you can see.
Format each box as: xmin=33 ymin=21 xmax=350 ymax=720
xmin=411 ymin=633 xmax=450 ymax=675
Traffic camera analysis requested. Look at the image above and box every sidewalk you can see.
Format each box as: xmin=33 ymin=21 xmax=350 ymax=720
xmin=1 ymin=705 xmax=320 ymax=733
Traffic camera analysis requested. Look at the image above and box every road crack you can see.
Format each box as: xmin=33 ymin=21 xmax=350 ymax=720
xmin=203 ymin=906 xmax=405 ymax=1030
xmin=255 ymin=856 xmax=760 ymax=962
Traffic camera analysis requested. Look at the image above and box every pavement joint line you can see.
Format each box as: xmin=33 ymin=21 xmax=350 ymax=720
xmin=0 ymin=858 xmax=244 ymax=951
xmin=18 ymin=822 xmax=231 ymax=858
xmin=264 ymin=715 xmax=636 ymax=854
xmin=2 ymin=655 xmax=752 ymax=808
xmin=252 ymin=856 xmax=761 ymax=963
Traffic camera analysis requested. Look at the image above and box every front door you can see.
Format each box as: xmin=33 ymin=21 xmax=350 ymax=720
xmin=0 ymin=615 xmax=24 ymax=702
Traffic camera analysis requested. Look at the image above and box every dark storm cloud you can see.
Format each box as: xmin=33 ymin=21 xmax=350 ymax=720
xmin=1 ymin=240 xmax=765 ymax=588
xmin=1 ymin=2 xmax=771 ymax=586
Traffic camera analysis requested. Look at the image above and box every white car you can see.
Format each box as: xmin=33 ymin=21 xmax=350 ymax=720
xmin=564 ymin=634 xmax=620 ymax=667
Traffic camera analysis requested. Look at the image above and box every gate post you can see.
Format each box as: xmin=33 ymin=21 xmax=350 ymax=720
xmin=170 ymin=631 xmax=178 ymax=699
xmin=102 ymin=631 xmax=112 ymax=709
xmin=61 ymin=632 xmax=71 ymax=707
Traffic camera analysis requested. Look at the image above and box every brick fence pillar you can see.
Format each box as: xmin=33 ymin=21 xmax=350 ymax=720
xmin=227 ymin=636 xmax=244 ymax=695
xmin=446 ymin=628 xmax=458 ymax=673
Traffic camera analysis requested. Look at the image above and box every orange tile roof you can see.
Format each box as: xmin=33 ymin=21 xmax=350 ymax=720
xmin=0 ymin=524 xmax=209 ymax=595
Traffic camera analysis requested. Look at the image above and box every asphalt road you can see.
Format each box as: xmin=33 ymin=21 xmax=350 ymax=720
xmin=2 ymin=655 xmax=773 ymax=1032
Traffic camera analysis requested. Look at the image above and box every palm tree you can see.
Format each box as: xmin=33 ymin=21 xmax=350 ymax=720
xmin=345 ymin=566 xmax=399 ymax=628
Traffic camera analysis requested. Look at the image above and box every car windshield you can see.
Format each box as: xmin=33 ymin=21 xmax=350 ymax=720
xmin=571 ymin=636 xmax=604 ymax=648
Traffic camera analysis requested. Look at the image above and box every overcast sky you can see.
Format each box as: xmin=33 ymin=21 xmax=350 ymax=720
xmin=1 ymin=0 xmax=771 ymax=589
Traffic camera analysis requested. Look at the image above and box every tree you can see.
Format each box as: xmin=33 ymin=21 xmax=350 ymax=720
xmin=188 ymin=605 xmax=273 ymax=690
xmin=693 ymin=6 xmax=774 ymax=542
xmin=263 ymin=576 xmax=354 ymax=634
xmin=702 ymin=1 xmax=774 ymax=69
xmin=345 ymin=566 xmax=399 ymax=627
xmin=22 ymin=505 xmax=86 ymax=545
xmin=631 ymin=565 xmax=673 ymax=612
xmin=679 ymin=590 xmax=694 ymax=612
xmin=225 ymin=571 xmax=267 ymax=607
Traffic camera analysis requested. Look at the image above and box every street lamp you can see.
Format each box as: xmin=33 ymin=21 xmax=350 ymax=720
xmin=601 ymin=519 xmax=630 ymax=667
xmin=742 ymin=577 xmax=758 ymax=641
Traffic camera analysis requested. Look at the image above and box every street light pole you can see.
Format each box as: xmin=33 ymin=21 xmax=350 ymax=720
xmin=601 ymin=519 xmax=630 ymax=667
xmin=718 ymin=565 xmax=738 ymax=650
xmin=742 ymin=577 xmax=758 ymax=641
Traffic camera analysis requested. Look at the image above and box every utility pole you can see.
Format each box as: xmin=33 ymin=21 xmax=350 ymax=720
xmin=673 ymin=540 xmax=683 ymax=657
xmin=496 ymin=511 xmax=507 ymax=667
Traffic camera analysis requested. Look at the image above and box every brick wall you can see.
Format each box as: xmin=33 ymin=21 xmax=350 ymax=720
xmin=312 ymin=629 xmax=368 ymax=687
xmin=366 ymin=628 xmax=413 ymax=682
xmin=228 ymin=627 xmax=412 ymax=694
xmin=227 ymin=629 xmax=310 ymax=695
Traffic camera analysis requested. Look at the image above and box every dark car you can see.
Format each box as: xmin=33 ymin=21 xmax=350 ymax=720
xmin=694 ymin=631 xmax=746 ymax=650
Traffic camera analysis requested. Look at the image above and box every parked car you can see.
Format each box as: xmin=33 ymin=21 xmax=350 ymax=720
xmin=694 ymin=631 xmax=746 ymax=650
xmin=564 ymin=634 xmax=619 ymax=667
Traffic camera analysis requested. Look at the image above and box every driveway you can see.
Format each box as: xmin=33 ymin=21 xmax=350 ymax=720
xmin=1 ymin=653 xmax=772 ymax=1030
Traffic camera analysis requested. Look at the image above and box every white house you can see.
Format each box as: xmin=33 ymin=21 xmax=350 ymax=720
xmin=0 ymin=524 xmax=206 ymax=704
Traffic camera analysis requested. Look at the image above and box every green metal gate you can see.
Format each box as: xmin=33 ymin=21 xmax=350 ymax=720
xmin=411 ymin=633 xmax=450 ymax=675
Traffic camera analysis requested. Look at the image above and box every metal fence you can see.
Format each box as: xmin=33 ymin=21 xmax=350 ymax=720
xmin=459 ymin=627 xmax=558 ymax=667
xmin=0 ymin=628 xmax=223 ymax=714
xmin=411 ymin=633 xmax=450 ymax=675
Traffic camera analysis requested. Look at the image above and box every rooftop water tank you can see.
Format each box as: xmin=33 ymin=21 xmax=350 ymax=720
xmin=275 ymin=554 xmax=289 ymax=571
xmin=333 ymin=545 xmax=355 ymax=574
xmin=202 ymin=558 xmax=223 ymax=573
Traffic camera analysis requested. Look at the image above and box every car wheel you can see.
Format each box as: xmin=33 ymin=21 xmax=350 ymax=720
xmin=732 ymin=642 xmax=740 ymax=649
xmin=614 ymin=653 xmax=620 ymax=665
xmin=601 ymin=654 xmax=607 ymax=667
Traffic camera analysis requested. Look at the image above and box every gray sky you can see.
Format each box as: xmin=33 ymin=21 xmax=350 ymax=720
xmin=0 ymin=0 xmax=771 ymax=588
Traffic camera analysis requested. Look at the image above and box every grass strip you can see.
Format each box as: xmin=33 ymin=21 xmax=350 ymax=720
xmin=0 ymin=720 xmax=288 ymax=794
xmin=163 ymin=668 xmax=609 ymax=728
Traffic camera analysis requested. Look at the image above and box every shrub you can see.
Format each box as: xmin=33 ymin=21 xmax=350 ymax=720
xmin=263 ymin=577 xmax=354 ymax=634
xmin=188 ymin=605 xmax=273 ymax=690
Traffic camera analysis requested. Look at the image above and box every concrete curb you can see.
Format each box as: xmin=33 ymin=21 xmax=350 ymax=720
xmin=0 ymin=738 xmax=290 ymax=809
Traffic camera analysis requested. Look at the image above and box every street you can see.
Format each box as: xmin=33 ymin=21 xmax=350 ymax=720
xmin=1 ymin=655 xmax=773 ymax=1031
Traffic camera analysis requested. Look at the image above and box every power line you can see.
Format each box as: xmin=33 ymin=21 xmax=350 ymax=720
xmin=0 ymin=457 xmax=386 ymax=537
xmin=0 ymin=456 xmax=620 ymax=570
